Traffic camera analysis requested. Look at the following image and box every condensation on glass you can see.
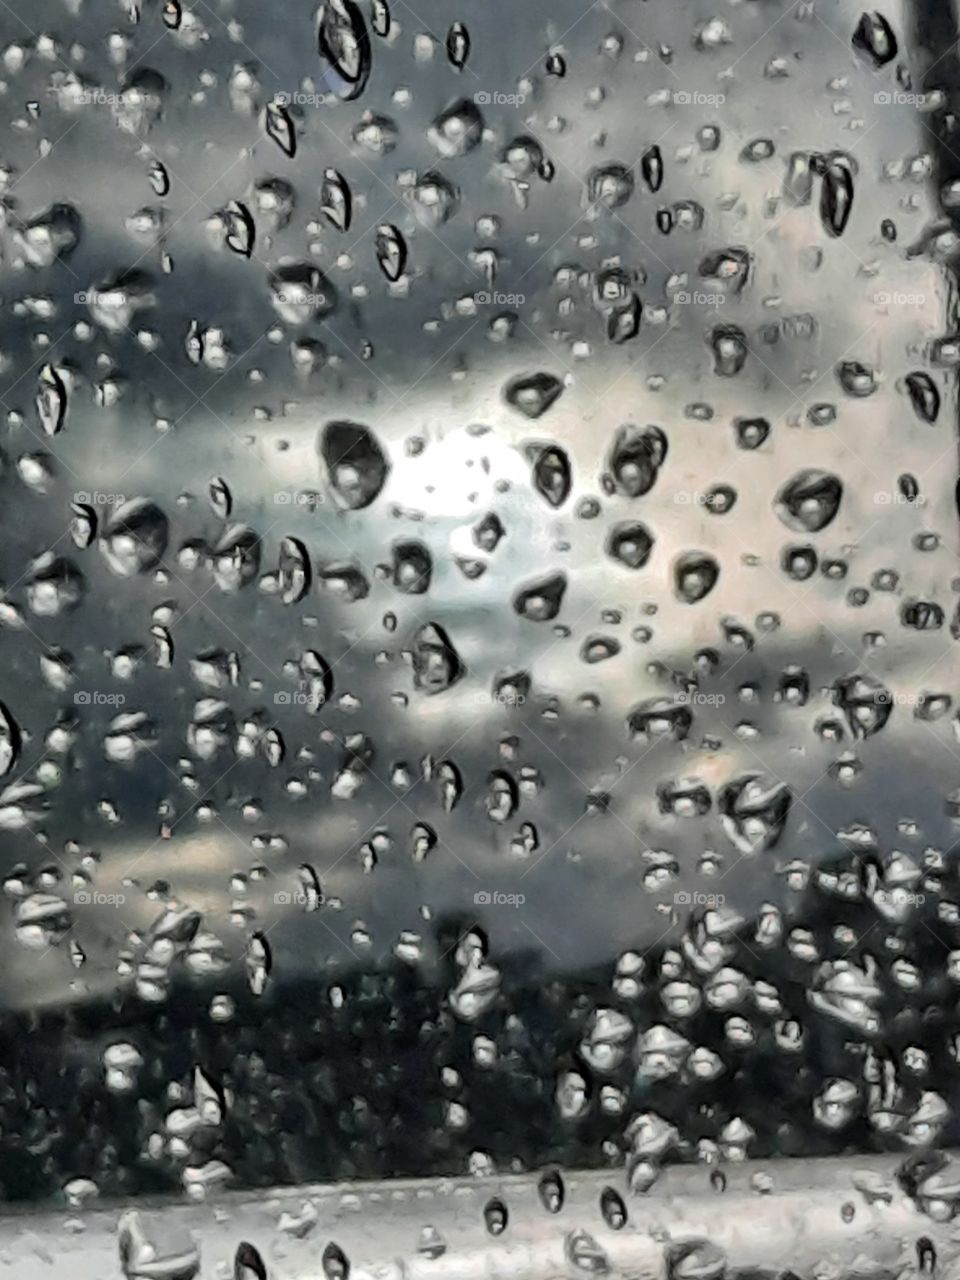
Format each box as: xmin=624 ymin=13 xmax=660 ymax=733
xmin=0 ymin=0 xmax=959 ymax=1273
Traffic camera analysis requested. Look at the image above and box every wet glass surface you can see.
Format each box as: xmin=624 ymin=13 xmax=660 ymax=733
xmin=0 ymin=0 xmax=959 ymax=1220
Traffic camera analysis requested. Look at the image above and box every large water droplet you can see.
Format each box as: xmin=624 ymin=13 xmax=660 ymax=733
xmin=513 ymin=572 xmax=567 ymax=621
xmin=852 ymin=10 xmax=898 ymax=66
xmin=673 ymin=552 xmax=719 ymax=604
xmin=775 ymin=470 xmax=843 ymax=532
xmin=505 ymin=372 xmax=564 ymax=419
xmin=412 ymin=623 xmax=463 ymax=693
xmin=318 ymin=0 xmax=371 ymax=100
xmin=719 ymin=775 xmax=792 ymax=853
xmin=320 ymin=421 xmax=390 ymax=509
xmin=609 ymin=425 xmax=668 ymax=497
xmin=429 ymin=99 xmax=484 ymax=157
xmin=532 ymin=444 xmax=572 ymax=507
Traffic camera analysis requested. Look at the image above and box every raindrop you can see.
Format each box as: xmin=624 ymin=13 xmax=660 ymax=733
xmin=318 ymin=0 xmax=371 ymax=101
xmin=538 ymin=1168 xmax=565 ymax=1213
xmin=673 ymin=552 xmax=719 ymax=604
xmin=26 ymin=554 xmax=86 ymax=616
xmin=220 ymin=200 xmax=255 ymax=257
xmin=271 ymin=264 xmax=336 ymax=323
xmin=852 ymin=11 xmax=898 ymax=66
xmin=600 ymin=1187 xmax=627 ymax=1229
xmin=321 ymin=169 xmax=352 ymax=232
xmin=393 ymin=541 xmax=432 ymax=594
xmin=36 ymin=364 xmax=68 ymax=436
xmin=279 ymin=538 xmax=311 ymax=603
xmin=641 ymin=145 xmax=663 ymax=193
xmin=833 ymin=674 xmax=893 ymax=739
xmin=411 ymin=171 xmax=459 ymax=224
xmin=666 ymin=1240 xmax=727 ymax=1280
xmin=588 ymin=164 xmax=634 ymax=210
xmin=235 ymin=1242 xmax=267 ymax=1280
xmin=609 ymin=424 xmax=668 ymax=497
xmin=734 ymin=417 xmax=770 ymax=450
xmin=710 ymin=326 xmax=748 ymax=377
xmin=429 ymin=99 xmax=484 ymax=157
xmin=532 ymin=445 xmax=572 ymax=507
xmin=246 ymin=933 xmax=271 ymax=996
xmin=446 ymin=22 xmax=470 ymax=69
xmin=150 ymin=161 xmax=171 ymax=196
xmin=719 ymin=775 xmax=792 ymax=853
xmin=905 ymin=372 xmax=940 ymax=424
xmin=265 ymin=96 xmax=296 ymax=157
xmin=16 ymin=202 xmax=81 ymax=267
xmin=837 ymin=361 xmax=877 ymax=397
xmin=483 ymin=1197 xmax=508 ymax=1235
xmin=775 ymin=470 xmax=843 ymax=532
xmin=208 ymin=476 xmax=232 ymax=519
xmin=917 ymin=1239 xmax=937 ymax=1273
xmin=370 ymin=0 xmax=390 ymax=37
xmin=474 ymin=512 xmax=505 ymax=552
xmin=505 ymin=372 xmax=564 ymax=419
xmin=628 ymin=698 xmax=692 ymax=742
xmin=320 ymin=421 xmax=390 ymax=509
xmin=118 ymin=1211 xmax=199 ymax=1280
xmin=607 ymin=521 xmax=654 ymax=569
xmin=322 ymin=1243 xmax=350 ymax=1280
xmin=0 ymin=704 xmax=21 ymax=777
xmin=211 ymin=526 xmax=261 ymax=593
xmin=375 ymin=224 xmax=407 ymax=282
xmin=412 ymin=623 xmax=463 ymax=693
xmin=783 ymin=153 xmax=814 ymax=207
xmin=513 ymin=572 xmax=567 ymax=621
xmin=820 ymin=156 xmax=855 ymax=238
xmin=566 ymin=1229 xmax=610 ymax=1274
